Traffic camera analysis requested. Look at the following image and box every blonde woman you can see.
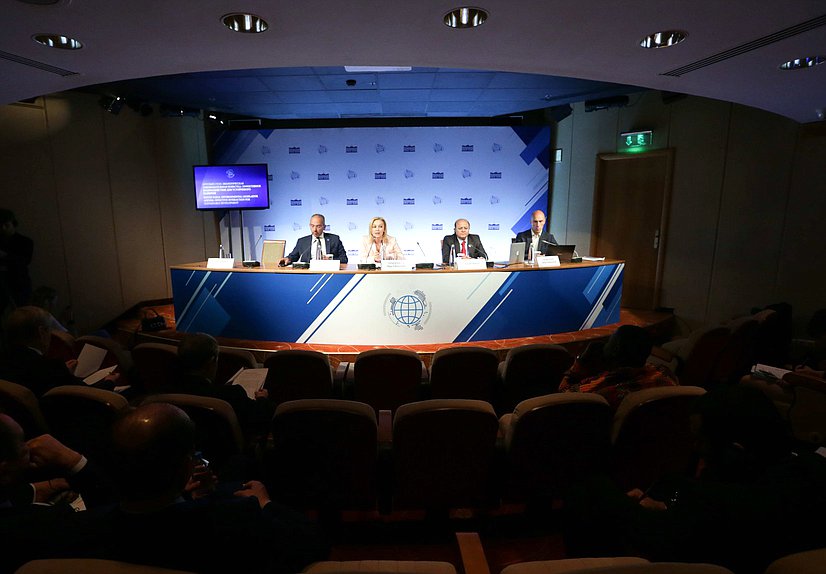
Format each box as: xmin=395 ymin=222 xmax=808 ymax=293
xmin=360 ymin=216 xmax=404 ymax=263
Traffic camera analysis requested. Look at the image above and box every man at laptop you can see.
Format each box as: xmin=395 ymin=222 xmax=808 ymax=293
xmin=279 ymin=213 xmax=348 ymax=266
xmin=514 ymin=210 xmax=557 ymax=260
xmin=441 ymin=218 xmax=488 ymax=264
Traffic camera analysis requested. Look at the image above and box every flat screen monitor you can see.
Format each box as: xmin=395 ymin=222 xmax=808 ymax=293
xmin=193 ymin=163 xmax=270 ymax=210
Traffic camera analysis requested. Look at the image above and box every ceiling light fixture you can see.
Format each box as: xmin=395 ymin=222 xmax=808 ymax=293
xmin=639 ymin=30 xmax=687 ymax=49
xmin=779 ymin=56 xmax=824 ymax=70
xmin=221 ymin=13 xmax=269 ymax=33
xmin=444 ymin=7 xmax=488 ymax=29
xmin=33 ymin=34 xmax=82 ymax=50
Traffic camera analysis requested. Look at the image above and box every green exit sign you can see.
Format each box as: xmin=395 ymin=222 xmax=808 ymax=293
xmin=619 ymin=130 xmax=653 ymax=152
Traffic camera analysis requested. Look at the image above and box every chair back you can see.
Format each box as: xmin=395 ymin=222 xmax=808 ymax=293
xmin=677 ymin=326 xmax=730 ymax=388
xmin=501 ymin=561 xmax=733 ymax=574
xmin=131 ymin=342 xmax=179 ymax=394
xmin=353 ymin=349 xmax=424 ymax=413
xmin=0 ymin=378 xmax=49 ymax=438
xmin=214 ymin=346 xmax=258 ymax=386
xmin=270 ymin=399 xmax=377 ymax=511
xmin=15 ymin=558 xmax=196 ymax=573
xmin=502 ymin=393 xmax=612 ymax=502
xmin=764 ymin=548 xmax=826 ymax=574
xmin=45 ymin=331 xmax=76 ymax=362
xmin=429 ymin=346 xmax=498 ymax=401
xmin=610 ymin=386 xmax=706 ymax=491
xmin=141 ymin=393 xmax=243 ymax=470
xmin=710 ymin=315 xmax=759 ymax=385
xmin=392 ymin=399 xmax=498 ymax=510
xmin=263 ymin=350 xmax=334 ymax=405
xmin=499 ymin=344 xmax=574 ymax=411
xmin=783 ymin=372 xmax=826 ymax=445
xmin=40 ymin=386 xmax=129 ymax=462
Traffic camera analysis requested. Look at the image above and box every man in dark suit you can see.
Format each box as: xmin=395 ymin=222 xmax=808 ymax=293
xmin=514 ymin=209 xmax=558 ymax=260
xmin=441 ymin=218 xmax=488 ymax=264
xmin=280 ymin=213 xmax=348 ymax=265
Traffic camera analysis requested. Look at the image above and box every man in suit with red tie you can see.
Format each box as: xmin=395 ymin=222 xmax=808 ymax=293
xmin=441 ymin=218 xmax=488 ymax=264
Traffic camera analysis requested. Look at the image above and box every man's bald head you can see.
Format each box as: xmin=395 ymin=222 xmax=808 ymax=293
xmin=3 ymin=306 xmax=51 ymax=350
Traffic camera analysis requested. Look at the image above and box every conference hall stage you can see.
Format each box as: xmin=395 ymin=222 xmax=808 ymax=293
xmin=115 ymin=260 xmax=674 ymax=368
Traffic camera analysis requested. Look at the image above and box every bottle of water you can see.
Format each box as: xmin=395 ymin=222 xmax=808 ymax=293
xmin=449 ymin=245 xmax=456 ymax=266
xmin=218 ymin=244 xmax=225 ymax=258
xmin=526 ymin=243 xmax=533 ymax=265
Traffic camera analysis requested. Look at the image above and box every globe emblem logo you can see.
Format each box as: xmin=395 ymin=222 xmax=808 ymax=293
xmin=387 ymin=290 xmax=429 ymax=330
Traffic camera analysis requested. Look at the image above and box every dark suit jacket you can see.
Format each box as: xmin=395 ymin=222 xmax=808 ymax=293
xmin=0 ymin=345 xmax=82 ymax=398
xmin=286 ymin=233 xmax=348 ymax=263
xmin=441 ymin=233 xmax=488 ymax=263
xmin=514 ymin=229 xmax=558 ymax=258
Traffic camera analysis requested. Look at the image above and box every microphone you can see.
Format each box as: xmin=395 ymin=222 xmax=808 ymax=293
xmin=468 ymin=241 xmax=488 ymax=260
xmin=243 ymin=235 xmax=263 ymax=268
xmin=415 ymin=241 xmax=434 ymax=269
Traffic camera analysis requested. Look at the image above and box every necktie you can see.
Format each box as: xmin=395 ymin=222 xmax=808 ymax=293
xmin=461 ymin=239 xmax=466 ymax=256
xmin=315 ymin=238 xmax=322 ymax=260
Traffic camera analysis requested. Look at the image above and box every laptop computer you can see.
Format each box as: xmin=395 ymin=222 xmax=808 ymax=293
xmin=508 ymin=242 xmax=525 ymax=264
xmin=546 ymin=244 xmax=576 ymax=263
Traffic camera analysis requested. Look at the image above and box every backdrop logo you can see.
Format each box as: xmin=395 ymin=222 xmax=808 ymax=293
xmin=346 ymin=145 xmax=358 ymax=153
xmin=404 ymin=170 xmax=414 ymax=179
xmin=288 ymin=146 xmax=301 ymax=154
xmin=461 ymin=144 xmax=474 ymax=152
xmin=431 ymin=224 xmax=443 ymax=230
xmin=348 ymin=222 xmax=358 ymax=231
xmin=432 ymin=172 xmax=444 ymax=179
xmin=347 ymin=170 xmax=357 ymax=179
xmin=432 ymin=196 xmax=442 ymax=204
xmin=261 ymin=146 xmax=271 ymax=155
xmin=403 ymin=198 xmax=415 ymax=205
xmin=374 ymin=172 xmax=387 ymax=180
xmin=346 ymin=198 xmax=358 ymax=206
xmin=490 ymin=196 xmax=500 ymax=204
xmin=492 ymin=143 xmax=502 ymax=152
xmin=404 ymin=221 xmax=413 ymax=230
xmin=290 ymin=171 xmax=300 ymax=180
xmin=488 ymin=223 xmax=500 ymax=230
xmin=225 ymin=169 xmax=235 ymax=178
xmin=375 ymin=196 xmax=385 ymax=205
xmin=318 ymin=145 xmax=327 ymax=154
xmin=290 ymin=199 xmax=302 ymax=206
xmin=317 ymin=173 xmax=330 ymax=180
xmin=385 ymin=290 xmax=431 ymax=331
xmin=375 ymin=144 xmax=385 ymax=153
xmin=489 ymin=172 xmax=502 ymax=179
xmin=292 ymin=223 xmax=302 ymax=231
xmin=462 ymin=169 xmax=472 ymax=179
xmin=319 ymin=197 xmax=329 ymax=205
xmin=263 ymin=225 xmax=276 ymax=232
xmin=403 ymin=145 xmax=416 ymax=152
xmin=433 ymin=143 xmax=444 ymax=153
xmin=460 ymin=197 xmax=472 ymax=205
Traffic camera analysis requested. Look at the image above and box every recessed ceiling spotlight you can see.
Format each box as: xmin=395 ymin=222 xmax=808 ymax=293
xmin=639 ymin=30 xmax=687 ymax=49
xmin=444 ymin=6 xmax=488 ymax=29
xmin=221 ymin=13 xmax=268 ymax=33
xmin=779 ymin=56 xmax=824 ymax=70
xmin=32 ymin=34 xmax=82 ymax=50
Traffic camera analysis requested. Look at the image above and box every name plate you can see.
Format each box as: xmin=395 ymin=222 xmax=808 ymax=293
xmin=380 ymin=259 xmax=414 ymax=271
xmin=536 ymin=255 xmax=561 ymax=268
xmin=309 ymin=259 xmax=340 ymax=271
xmin=206 ymin=257 xmax=236 ymax=269
xmin=455 ymin=258 xmax=487 ymax=270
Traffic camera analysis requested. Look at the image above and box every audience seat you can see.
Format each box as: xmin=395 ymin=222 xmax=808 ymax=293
xmin=497 ymin=344 xmax=574 ymax=413
xmin=348 ymin=349 xmax=427 ymax=414
xmin=263 ymin=349 xmax=336 ymax=405
xmin=764 ymin=547 xmax=826 ymax=574
xmin=610 ymin=386 xmax=706 ymax=491
xmin=268 ymin=399 xmax=378 ymax=512
xmin=0 ymin=378 xmax=49 ymax=438
xmin=649 ymin=326 xmax=730 ymax=389
xmin=781 ymin=371 xmax=826 ymax=445
xmin=500 ymin=560 xmax=733 ymax=574
xmin=499 ymin=393 xmax=612 ymax=504
xmin=141 ymin=393 xmax=244 ymax=472
xmin=45 ymin=331 xmax=76 ymax=363
xmin=40 ymin=385 xmax=129 ymax=462
xmin=131 ymin=342 xmax=179 ymax=394
xmin=392 ymin=399 xmax=499 ymax=512
xmin=304 ymin=561 xmax=456 ymax=574
xmin=428 ymin=346 xmax=499 ymax=402
xmin=214 ymin=345 xmax=258 ymax=386
xmin=709 ymin=315 xmax=759 ymax=386
xmin=15 ymin=559 xmax=195 ymax=573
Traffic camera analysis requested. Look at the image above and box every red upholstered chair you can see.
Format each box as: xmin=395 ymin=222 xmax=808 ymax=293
xmin=391 ymin=399 xmax=499 ymax=512
xmin=0 ymin=378 xmax=49 ymax=439
xmin=428 ymin=346 xmax=499 ymax=402
xmin=268 ymin=399 xmax=378 ymax=512
xmin=348 ymin=349 xmax=427 ymax=414
xmin=131 ymin=342 xmax=179 ymax=394
xmin=262 ymin=349 xmax=335 ymax=405
xmin=610 ymin=386 xmax=706 ymax=491
xmin=497 ymin=344 xmax=574 ymax=413
xmin=499 ymin=393 xmax=612 ymax=504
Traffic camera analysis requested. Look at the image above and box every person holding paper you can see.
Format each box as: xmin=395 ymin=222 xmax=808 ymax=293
xmin=359 ymin=216 xmax=404 ymax=263
xmin=279 ymin=213 xmax=348 ymax=266
xmin=514 ymin=210 xmax=558 ymax=260
xmin=441 ymin=218 xmax=488 ymax=264
xmin=0 ymin=306 xmax=118 ymax=397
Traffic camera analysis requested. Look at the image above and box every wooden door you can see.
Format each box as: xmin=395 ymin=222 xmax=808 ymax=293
xmin=592 ymin=149 xmax=673 ymax=310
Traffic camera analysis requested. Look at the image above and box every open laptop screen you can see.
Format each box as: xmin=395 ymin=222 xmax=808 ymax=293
xmin=546 ymin=244 xmax=576 ymax=263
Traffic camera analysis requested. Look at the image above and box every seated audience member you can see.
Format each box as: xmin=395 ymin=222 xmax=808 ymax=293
xmin=559 ymin=325 xmax=678 ymax=410
xmin=30 ymin=285 xmax=73 ymax=334
xmin=0 ymin=306 xmax=117 ymax=397
xmin=174 ymin=332 xmax=273 ymax=437
xmin=564 ymin=385 xmax=826 ymax=573
xmin=95 ymin=402 xmax=328 ymax=574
